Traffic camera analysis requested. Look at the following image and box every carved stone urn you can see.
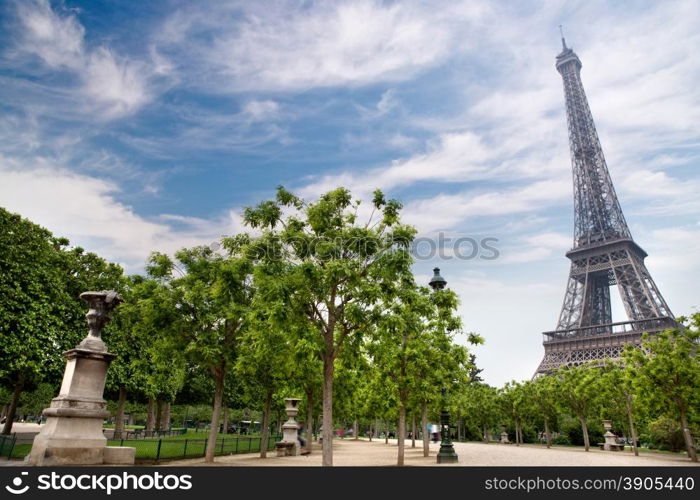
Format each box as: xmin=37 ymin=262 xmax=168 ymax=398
xmin=602 ymin=420 xmax=620 ymax=451
xmin=276 ymin=398 xmax=302 ymax=456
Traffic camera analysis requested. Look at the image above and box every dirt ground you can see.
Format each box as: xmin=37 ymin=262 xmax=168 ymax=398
xmin=162 ymin=438 xmax=698 ymax=467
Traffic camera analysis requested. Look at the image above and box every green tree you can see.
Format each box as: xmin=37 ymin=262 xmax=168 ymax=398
xmin=104 ymin=275 xmax=151 ymax=438
xmin=528 ymin=376 xmax=559 ymax=448
xmin=624 ymin=315 xmax=700 ymax=462
xmin=147 ymin=244 xmax=253 ymax=462
xmin=290 ymin=324 xmax=323 ymax=451
xmin=598 ymin=362 xmax=641 ymax=456
xmin=553 ymin=364 xmax=602 ymax=451
xmin=499 ymin=381 xmax=530 ymax=446
xmin=243 ymin=187 xmax=415 ymax=466
xmin=0 ymin=208 xmax=69 ymax=434
xmin=235 ymin=315 xmax=293 ymax=458
xmin=459 ymin=383 xmax=501 ymax=443
xmin=369 ymin=281 xmax=430 ymax=465
xmin=0 ymin=208 xmax=122 ymax=434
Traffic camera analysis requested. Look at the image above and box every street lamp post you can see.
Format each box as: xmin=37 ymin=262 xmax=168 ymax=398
xmin=429 ymin=268 xmax=459 ymax=464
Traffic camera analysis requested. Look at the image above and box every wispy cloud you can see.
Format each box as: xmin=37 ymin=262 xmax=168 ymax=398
xmin=10 ymin=0 xmax=157 ymax=118
xmin=0 ymin=154 xmax=244 ymax=270
xmin=155 ymin=0 xmax=488 ymax=92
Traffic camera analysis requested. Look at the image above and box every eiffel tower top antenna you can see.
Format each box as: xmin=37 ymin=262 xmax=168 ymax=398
xmin=559 ymin=25 xmax=567 ymax=50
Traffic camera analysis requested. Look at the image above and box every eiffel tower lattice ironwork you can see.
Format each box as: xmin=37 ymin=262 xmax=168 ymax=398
xmin=535 ymin=36 xmax=676 ymax=374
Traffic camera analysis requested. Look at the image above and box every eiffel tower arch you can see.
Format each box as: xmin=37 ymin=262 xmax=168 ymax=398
xmin=535 ymin=37 xmax=677 ymax=375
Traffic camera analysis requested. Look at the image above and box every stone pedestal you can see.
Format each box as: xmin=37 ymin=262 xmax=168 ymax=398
xmin=276 ymin=398 xmax=301 ymax=456
xmin=500 ymin=426 xmax=510 ymax=444
xmin=26 ymin=291 xmax=135 ymax=466
xmin=602 ymin=420 xmax=620 ymax=451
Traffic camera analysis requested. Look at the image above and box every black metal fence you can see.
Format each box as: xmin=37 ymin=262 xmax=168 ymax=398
xmin=1 ymin=433 xmax=280 ymax=462
xmin=0 ymin=434 xmax=17 ymax=459
xmin=107 ymin=428 xmax=188 ymax=440
xmin=109 ymin=434 xmax=280 ymax=462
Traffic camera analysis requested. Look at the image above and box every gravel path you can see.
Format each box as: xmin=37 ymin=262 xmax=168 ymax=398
xmin=163 ymin=439 xmax=698 ymax=467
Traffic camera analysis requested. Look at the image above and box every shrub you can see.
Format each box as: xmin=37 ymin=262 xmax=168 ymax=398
xmin=553 ymin=435 xmax=571 ymax=445
xmin=648 ymin=417 xmax=685 ymax=453
xmin=560 ymin=421 xmax=603 ymax=446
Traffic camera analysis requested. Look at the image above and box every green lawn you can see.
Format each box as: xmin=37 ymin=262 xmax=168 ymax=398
xmin=3 ymin=433 xmax=278 ymax=462
xmin=102 ymin=424 xmax=145 ymax=429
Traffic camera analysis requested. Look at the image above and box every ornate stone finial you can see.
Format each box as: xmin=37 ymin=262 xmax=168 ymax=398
xmin=77 ymin=290 xmax=122 ymax=352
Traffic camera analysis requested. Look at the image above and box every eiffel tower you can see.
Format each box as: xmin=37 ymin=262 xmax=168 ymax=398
xmin=535 ymin=35 xmax=677 ymax=374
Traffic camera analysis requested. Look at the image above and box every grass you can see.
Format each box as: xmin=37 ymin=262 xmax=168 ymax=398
xmin=5 ymin=443 xmax=32 ymax=459
xmin=2 ymin=431 xmax=277 ymax=462
xmin=102 ymin=424 xmax=145 ymax=429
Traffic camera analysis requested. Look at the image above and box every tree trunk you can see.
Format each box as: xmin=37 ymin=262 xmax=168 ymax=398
xmin=397 ymin=402 xmax=406 ymax=466
xmin=114 ymin=387 xmax=127 ymax=439
xmin=679 ymin=406 xmax=698 ymax=462
xmin=369 ymin=421 xmax=373 ymax=442
xmin=421 ymin=400 xmax=429 ymax=457
xmin=385 ymin=420 xmax=389 ymax=444
xmin=145 ymin=397 xmax=155 ymax=433
xmin=205 ymin=368 xmax=225 ymax=463
xmin=519 ymin=420 xmax=523 ymax=444
xmin=260 ymin=391 xmax=272 ymax=458
xmin=322 ymin=352 xmax=334 ymax=466
xmin=353 ymin=419 xmax=358 ymax=440
xmin=1 ymin=377 xmax=23 ymax=435
xmin=579 ymin=415 xmax=590 ymax=451
xmin=625 ymin=397 xmax=638 ymax=457
xmin=305 ymin=388 xmax=313 ymax=453
xmin=222 ymin=405 xmax=229 ymax=434
xmin=457 ymin=417 xmax=462 ymax=442
xmin=483 ymin=424 xmax=488 ymax=443
xmin=544 ymin=417 xmax=551 ymax=449
xmin=514 ymin=420 xmax=520 ymax=446
xmin=154 ymin=400 xmax=163 ymax=432
xmin=411 ymin=413 xmax=416 ymax=448
xmin=161 ymin=402 xmax=171 ymax=431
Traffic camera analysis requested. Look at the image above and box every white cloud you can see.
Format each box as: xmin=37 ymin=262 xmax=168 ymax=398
xmin=241 ymin=100 xmax=281 ymax=122
xmin=16 ymin=0 xmax=84 ymax=69
xmin=401 ymin=179 xmax=570 ymax=233
xmin=356 ymin=88 xmax=399 ymax=119
xmin=84 ymin=48 xmax=150 ymax=117
xmin=157 ymin=0 xmax=488 ymax=92
xmin=300 ymin=131 xmax=498 ymax=199
xmin=13 ymin=0 xmax=153 ymax=118
xmin=0 ymin=155 xmax=244 ymax=271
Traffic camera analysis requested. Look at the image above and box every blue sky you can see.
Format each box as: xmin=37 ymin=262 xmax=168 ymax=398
xmin=1 ymin=0 xmax=699 ymax=386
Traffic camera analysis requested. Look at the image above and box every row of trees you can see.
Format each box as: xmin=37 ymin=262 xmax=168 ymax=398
xmin=452 ymin=318 xmax=699 ymax=462
xmin=2 ymin=188 xmax=697 ymax=465
xmin=0 ymin=188 xmax=482 ymax=466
